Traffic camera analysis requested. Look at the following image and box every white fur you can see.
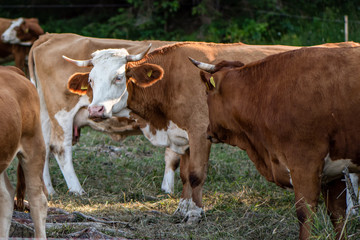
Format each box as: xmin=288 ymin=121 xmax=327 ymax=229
xmin=53 ymin=95 xmax=90 ymax=195
xmin=141 ymin=121 xmax=189 ymax=155
xmin=0 ymin=172 xmax=15 ymax=238
xmin=176 ymin=198 xmax=204 ymax=223
xmin=1 ymin=18 xmax=23 ymax=44
xmin=36 ymin=76 xmax=56 ymax=195
xmin=323 ymin=154 xmax=360 ymax=215
xmin=88 ymin=48 xmax=130 ymax=117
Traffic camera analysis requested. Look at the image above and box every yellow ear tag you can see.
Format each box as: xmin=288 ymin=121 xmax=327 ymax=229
xmin=81 ymin=84 xmax=88 ymax=90
xmin=210 ymin=76 xmax=215 ymax=87
xmin=25 ymin=28 xmax=29 ymax=33
xmin=147 ymin=70 xmax=153 ymax=78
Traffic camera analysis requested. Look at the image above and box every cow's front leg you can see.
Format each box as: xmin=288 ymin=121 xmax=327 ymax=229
xmin=177 ymin=134 xmax=211 ymax=223
xmin=291 ymin=164 xmax=323 ymax=240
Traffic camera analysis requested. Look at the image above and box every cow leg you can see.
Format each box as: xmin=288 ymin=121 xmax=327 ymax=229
xmin=53 ymin=141 xmax=85 ymax=195
xmin=346 ymin=173 xmax=359 ymax=215
xmin=291 ymin=165 xmax=323 ymax=240
xmin=0 ymin=172 xmax=15 ymax=238
xmin=321 ymin=178 xmax=346 ymax=239
xmin=178 ymin=134 xmax=211 ymax=222
xmin=18 ymin=137 xmax=47 ymax=238
xmin=161 ymin=148 xmax=180 ymax=194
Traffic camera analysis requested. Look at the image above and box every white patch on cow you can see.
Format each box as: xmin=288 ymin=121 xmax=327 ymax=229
xmin=1 ymin=18 xmax=24 ymax=44
xmin=88 ymin=48 xmax=130 ymax=117
xmin=176 ymin=198 xmax=204 ymax=223
xmin=36 ymin=75 xmax=56 ymax=194
xmin=0 ymin=171 xmax=15 ymax=238
xmin=286 ymin=167 xmax=293 ymax=187
xmin=140 ymin=121 xmax=189 ymax=155
xmin=53 ymin=95 xmax=90 ymax=195
xmin=161 ymin=170 xmax=175 ymax=194
xmin=323 ymin=154 xmax=360 ymax=215
xmin=347 ymin=173 xmax=359 ymax=215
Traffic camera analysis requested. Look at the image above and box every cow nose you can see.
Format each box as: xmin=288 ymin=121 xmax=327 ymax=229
xmin=88 ymin=105 xmax=105 ymax=118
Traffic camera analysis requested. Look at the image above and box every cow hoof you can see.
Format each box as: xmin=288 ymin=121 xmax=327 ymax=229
xmin=69 ymin=189 xmax=86 ymax=196
xmin=174 ymin=198 xmax=204 ymax=223
xmin=183 ymin=209 xmax=203 ymax=224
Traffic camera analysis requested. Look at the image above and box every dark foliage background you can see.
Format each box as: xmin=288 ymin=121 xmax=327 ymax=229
xmin=1 ymin=0 xmax=360 ymax=45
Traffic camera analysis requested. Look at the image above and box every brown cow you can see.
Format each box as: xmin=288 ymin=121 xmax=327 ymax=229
xmin=190 ymin=47 xmax=360 ymax=239
xmin=65 ymin=41 xmax=360 ymax=223
xmin=0 ymin=17 xmax=44 ymax=73
xmin=0 ymin=66 xmax=47 ymax=238
xmin=28 ymin=33 xmax=179 ymax=195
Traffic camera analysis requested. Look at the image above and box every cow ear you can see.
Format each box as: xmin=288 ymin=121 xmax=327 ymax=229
xmin=200 ymin=71 xmax=216 ymax=91
xmin=67 ymin=72 xmax=91 ymax=95
xmin=127 ymin=63 xmax=164 ymax=88
xmin=20 ymin=22 xmax=29 ymax=34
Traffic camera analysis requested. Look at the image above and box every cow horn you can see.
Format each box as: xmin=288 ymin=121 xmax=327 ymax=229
xmin=62 ymin=55 xmax=93 ymax=67
xmin=126 ymin=43 xmax=152 ymax=62
xmin=19 ymin=41 xmax=33 ymax=46
xmin=188 ymin=57 xmax=216 ymax=73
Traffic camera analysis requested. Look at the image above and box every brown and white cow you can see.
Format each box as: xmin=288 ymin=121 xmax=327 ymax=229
xmin=0 ymin=66 xmax=47 ymax=238
xmin=0 ymin=17 xmax=44 ymax=73
xmin=28 ymin=33 xmax=179 ymax=195
xmin=190 ymin=47 xmax=360 ymax=239
xmin=65 ymin=41 xmax=360 ymax=223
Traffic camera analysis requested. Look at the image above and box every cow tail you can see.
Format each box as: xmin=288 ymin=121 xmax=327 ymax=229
xmin=16 ymin=163 xmax=26 ymax=211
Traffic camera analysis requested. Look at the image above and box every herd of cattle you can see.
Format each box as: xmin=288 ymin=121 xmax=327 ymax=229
xmin=0 ymin=17 xmax=359 ymax=239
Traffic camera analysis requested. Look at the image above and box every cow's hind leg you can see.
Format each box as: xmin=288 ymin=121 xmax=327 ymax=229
xmin=0 ymin=172 xmax=15 ymax=238
xmin=161 ymin=148 xmax=180 ymax=194
xmin=19 ymin=136 xmax=48 ymax=238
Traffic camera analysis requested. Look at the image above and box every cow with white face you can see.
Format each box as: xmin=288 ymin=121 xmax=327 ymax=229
xmin=29 ymin=33 xmax=180 ymax=196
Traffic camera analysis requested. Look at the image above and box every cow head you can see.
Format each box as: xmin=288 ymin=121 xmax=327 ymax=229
xmin=64 ymin=44 xmax=152 ymax=120
xmin=1 ymin=18 xmax=44 ymax=46
xmin=189 ymin=57 xmax=244 ymax=144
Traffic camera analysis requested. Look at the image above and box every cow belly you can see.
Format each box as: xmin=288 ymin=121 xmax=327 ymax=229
xmin=141 ymin=121 xmax=189 ymax=155
xmin=322 ymin=154 xmax=360 ymax=183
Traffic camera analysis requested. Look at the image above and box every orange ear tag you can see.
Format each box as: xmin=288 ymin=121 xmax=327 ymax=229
xmin=210 ymin=76 xmax=215 ymax=87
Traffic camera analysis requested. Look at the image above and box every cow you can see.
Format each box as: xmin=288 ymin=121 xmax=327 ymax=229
xmin=0 ymin=66 xmax=47 ymax=238
xmin=0 ymin=17 xmax=44 ymax=74
xmin=189 ymin=46 xmax=360 ymax=239
xmin=64 ymin=41 xmax=360 ymax=223
xmin=28 ymin=33 xmax=180 ymax=196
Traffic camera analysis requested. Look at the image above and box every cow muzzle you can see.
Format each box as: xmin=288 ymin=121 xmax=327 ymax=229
xmin=88 ymin=105 xmax=107 ymax=121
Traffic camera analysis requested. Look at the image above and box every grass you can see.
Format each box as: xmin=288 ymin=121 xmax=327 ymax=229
xmin=7 ymin=127 xmax=360 ymax=239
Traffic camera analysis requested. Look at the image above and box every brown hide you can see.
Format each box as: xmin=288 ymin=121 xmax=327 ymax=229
xmin=125 ymin=42 xmax=302 ymax=207
xmin=0 ymin=66 xmax=47 ymax=238
xmin=203 ymin=47 xmax=360 ymax=239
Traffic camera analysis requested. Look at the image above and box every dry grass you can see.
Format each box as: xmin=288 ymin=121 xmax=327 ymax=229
xmin=7 ymin=127 xmax=360 ymax=239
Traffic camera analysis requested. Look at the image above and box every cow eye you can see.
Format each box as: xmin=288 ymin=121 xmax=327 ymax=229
xmin=114 ymin=75 xmax=122 ymax=84
xmin=88 ymin=78 xmax=93 ymax=86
